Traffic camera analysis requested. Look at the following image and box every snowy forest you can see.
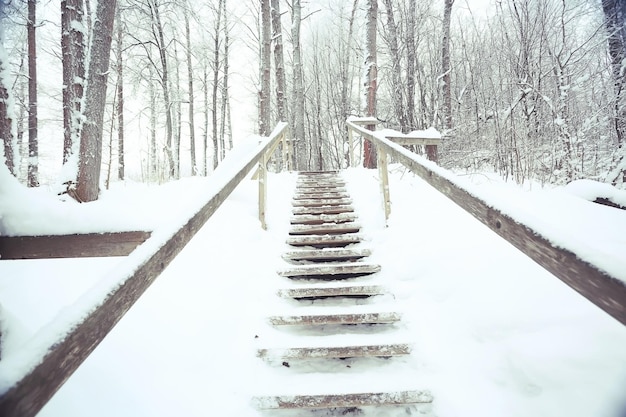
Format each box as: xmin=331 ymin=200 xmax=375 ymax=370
xmin=0 ymin=0 xmax=625 ymax=202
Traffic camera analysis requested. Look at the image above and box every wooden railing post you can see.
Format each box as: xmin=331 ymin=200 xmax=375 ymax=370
xmin=377 ymin=147 xmax=391 ymax=222
xmin=259 ymin=150 xmax=268 ymax=230
xmin=348 ymin=127 xmax=354 ymax=168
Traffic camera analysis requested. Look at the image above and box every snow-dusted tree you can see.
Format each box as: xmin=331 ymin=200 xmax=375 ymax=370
xmin=61 ymin=0 xmax=85 ymax=166
xmin=363 ymin=0 xmax=377 ymax=169
xmin=184 ymin=0 xmax=197 ymax=175
xmin=259 ymin=0 xmax=271 ymax=136
xmin=271 ymin=0 xmax=287 ymax=124
xmin=602 ymin=0 xmax=626 ymax=185
xmin=212 ymin=0 xmax=224 ymax=168
xmin=291 ymin=0 xmax=306 ymax=169
xmin=0 ymin=14 xmax=16 ymax=177
xmin=441 ymin=0 xmax=454 ymax=130
xmin=115 ymin=2 xmax=124 ymax=180
xmin=75 ymin=0 xmax=117 ymax=202
xmin=381 ymin=0 xmax=406 ymax=133
xmin=27 ymin=0 xmax=38 ymax=187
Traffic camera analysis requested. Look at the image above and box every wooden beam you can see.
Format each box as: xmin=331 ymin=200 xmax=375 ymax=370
xmin=0 ymin=231 xmax=151 ymax=260
xmin=253 ymin=390 xmax=433 ymax=409
xmin=347 ymin=120 xmax=626 ymax=326
xmin=0 ymin=123 xmax=288 ymax=417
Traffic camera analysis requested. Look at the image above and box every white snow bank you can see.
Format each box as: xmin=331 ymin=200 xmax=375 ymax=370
xmin=564 ymin=179 xmax=626 ymax=208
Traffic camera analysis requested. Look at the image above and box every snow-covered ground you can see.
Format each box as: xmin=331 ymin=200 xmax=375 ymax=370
xmin=1 ymin=165 xmax=626 ymax=417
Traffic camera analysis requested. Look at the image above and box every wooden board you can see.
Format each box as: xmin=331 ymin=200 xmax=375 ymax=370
xmin=282 ymin=248 xmax=371 ymax=262
xmin=296 ymin=187 xmax=348 ymax=194
xmin=278 ymin=263 xmax=381 ymax=280
xmin=269 ymin=312 xmax=401 ymax=326
xmin=277 ymin=285 xmax=385 ymax=299
xmin=253 ymin=390 xmax=433 ymax=409
xmin=0 ymin=231 xmax=151 ymax=260
xmin=286 ymin=233 xmax=362 ymax=248
xmin=290 ymin=213 xmax=358 ymax=225
xmin=289 ymin=223 xmax=361 ymax=235
xmin=292 ymin=198 xmax=353 ymax=207
xmin=292 ymin=205 xmax=354 ymax=215
xmin=257 ymin=343 xmax=411 ymax=360
xmin=293 ymin=192 xmax=350 ymax=200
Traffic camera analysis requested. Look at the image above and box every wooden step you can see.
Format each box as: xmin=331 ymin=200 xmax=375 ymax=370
xmin=257 ymin=343 xmax=411 ymax=360
xmin=289 ymin=223 xmax=361 ymax=235
xmin=282 ymin=248 xmax=371 ymax=262
xmin=296 ymin=187 xmax=348 ymax=195
xmin=293 ymin=192 xmax=350 ymax=200
xmin=290 ymin=213 xmax=358 ymax=225
xmin=253 ymin=390 xmax=433 ymax=409
xmin=292 ymin=205 xmax=354 ymax=215
xmin=278 ymin=263 xmax=381 ymax=280
xmin=292 ymin=198 xmax=353 ymax=207
xmin=286 ymin=233 xmax=362 ymax=248
xmin=277 ymin=284 xmax=384 ymax=299
xmin=269 ymin=312 xmax=401 ymax=326
xmin=297 ymin=179 xmax=347 ymax=186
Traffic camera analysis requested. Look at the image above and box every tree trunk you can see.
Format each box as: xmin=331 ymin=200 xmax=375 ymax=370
xmin=116 ymin=2 xmax=124 ymax=180
xmin=0 ymin=44 xmax=15 ymax=176
xmin=221 ymin=0 xmax=232 ymax=156
xmin=61 ymin=0 xmax=85 ymax=166
xmin=259 ymin=0 xmax=272 ymax=136
xmin=602 ymin=0 xmax=626 ymax=184
xmin=212 ymin=0 xmax=223 ymax=168
xmin=184 ymin=1 xmax=197 ymax=175
xmin=441 ymin=0 xmax=454 ymax=131
xmin=363 ymin=0 xmax=378 ymax=169
xmin=405 ymin=0 xmax=417 ymax=130
xmin=27 ymin=0 xmax=38 ymax=187
xmin=271 ymin=0 xmax=286 ymax=123
xmin=75 ymin=0 xmax=117 ymax=202
xmin=382 ymin=0 xmax=406 ymax=133
xmin=203 ymin=62 xmax=209 ymax=175
xmin=292 ymin=0 xmax=306 ymax=169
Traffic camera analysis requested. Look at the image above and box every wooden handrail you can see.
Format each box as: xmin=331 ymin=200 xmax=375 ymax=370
xmin=0 ymin=122 xmax=288 ymax=417
xmin=346 ymin=119 xmax=626 ymax=327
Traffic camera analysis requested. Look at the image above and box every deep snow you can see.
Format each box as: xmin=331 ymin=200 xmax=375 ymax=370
xmin=0 ymin=165 xmax=625 ymax=417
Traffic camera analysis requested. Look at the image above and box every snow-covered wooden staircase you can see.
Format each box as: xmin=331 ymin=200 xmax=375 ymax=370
xmin=253 ymin=171 xmax=433 ymax=412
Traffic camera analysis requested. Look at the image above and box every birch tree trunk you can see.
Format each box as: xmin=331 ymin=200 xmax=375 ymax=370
xmin=27 ymin=0 xmax=38 ymax=186
xmin=363 ymin=0 xmax=377 ymax=169
xmin=271 ymin=0 xmax=286 ymax=123
xmin=75 ymin=0 xmax=117 ymax=202
xmin=441 ymin=0 xmax=454 ymax=131
xmin=115 ymin=3 xmax=124 ymax=180
xmin=259 ymin=0 xmax=272 ymax=136
xmin=382 ymin=0 xmax=406 ymax=132
xmin=184 ymin=1 xmax=197 ymax=175
xmin=221 ymin=0 xmax=232 ymax=155
xmin=0 ymin=37 xmax=15 ymax=176
xmin=212 ymin=0 xmax=223 ymax=168
xmin=292 ymin=0 xmax=306 ymax=169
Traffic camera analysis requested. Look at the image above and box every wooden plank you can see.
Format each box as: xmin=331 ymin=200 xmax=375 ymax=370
xmin=0 ymin=122 xmax=289 ymax=417
xmin=292 ymin=205 xmax=354 ymax=215
xmin=257 ymin=343 xmax=411 ymax=360
xmin=282 ymin=248 xmax=371 ymax=262
xmin=347 ymin=120 xmax=626 ymax=326
xmin=253 ymin=390 xmax=433 ymax=409
xmin=293 ymin=192 xmax=350 ymax=200
xmin=277 ymin=284 xmax=384 ymax=299
xmin=386 ymin=136 xmax=442 ymax=146
xmin=296 ymin=187 xmax=348 ymax=194
xmin=292 ymin=198 xmax=353 ymax=207
xmin=290 ymin=213 xmax=358 ymax=225
xmin=286 ymin=233 xmax=362 ymax=248
xmin=0 ymin=231 xmax=151 ymax=260
xmin=278 ymin=263 xmax=381 ymax=280
xmin=268 ymin=312 xmax=401 ymax=326
xmin=289 ymin=223 xmax=361 ymax=235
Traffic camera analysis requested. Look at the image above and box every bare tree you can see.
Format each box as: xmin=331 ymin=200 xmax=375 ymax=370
xmin=116 ymin=2 xmax=125 ymax=180
xmin=363 ymin=0 xmax=378 ymax=168
xmin=184 ymin=1 xmax=197 ymax=175
xmin=0 ymin=13 xmax=16 ymax=176
xmin=271 ymin=0 xmax=287 ymax=123
xmin=441 ymin=0 xmax=454 ymax=130
xmin=212 ymin=0 xmax=223 ymax=168
xmin=292 ymin=0 xmax=306 ymax=169
xmin=259 ymin=0 xmax=271 ymax=136
xmin=75 ymin=0 xmax=117 ymax=202
xmin=27 ymin=0 xmax=38 ymax=186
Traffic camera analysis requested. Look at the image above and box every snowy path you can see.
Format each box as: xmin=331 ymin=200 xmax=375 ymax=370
xmin=2 ymin=168 xmax=625 ymax=417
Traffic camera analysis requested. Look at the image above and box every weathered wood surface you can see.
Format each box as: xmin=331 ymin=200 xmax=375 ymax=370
xmin=269 ymin=312 xmax=401 ymax=326
xmin=290 ymin=213 xmax=358 ymax=225
xmin=289 ymin=223 xmax=361 ymax=235
xmin=293 ymin=192 xmax=350 ymax=200
xmin=291 ymin=198 xmax=353 ymax=207
xmin=347 ymin=120 xmax=626 ymax=326
xmin=282 ymin=248 xmax=371 ymax=262
xmin=0 ymin=123 xmax=289 ymax=417
xmin=257 ymin=343 xmax=411 ymax=360
xmin=253 ymin=390 xmax=433 ymax=409
xmin=0 ymin=231 xmax=151 ymax=260
xmin=385 ymin=135 xmax=442 ymax=146
xmin=277 ymin=284 xmax=384 ymax=299
xmin=292 ymin=205 xmax=354 ymax=215
xmin=278 ymin=263 xmax=381 ymax=279
xmin=286 ymin=233 xmax=362 ymax=248
xmin=296 ymin=186 xmax=347 ymax=194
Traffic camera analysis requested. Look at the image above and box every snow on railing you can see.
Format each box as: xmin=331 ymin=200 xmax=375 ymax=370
xmin=0 ymin=122 xmax=289 ymax=417
xmin=346 ymin=118 xmax=626 ymax=328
